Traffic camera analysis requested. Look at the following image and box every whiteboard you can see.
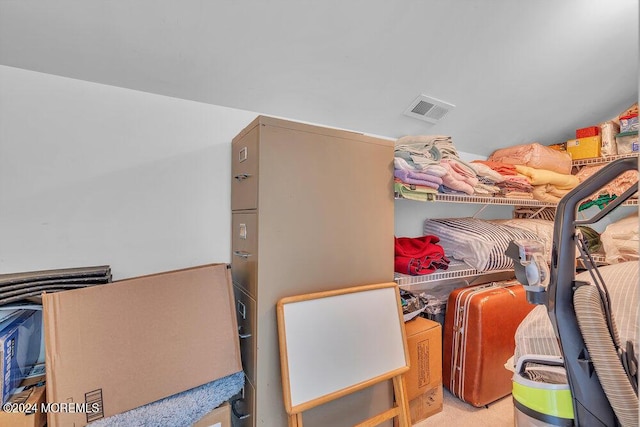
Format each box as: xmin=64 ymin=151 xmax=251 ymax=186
xmin=277 ymin=282 xmax=409 ymax=413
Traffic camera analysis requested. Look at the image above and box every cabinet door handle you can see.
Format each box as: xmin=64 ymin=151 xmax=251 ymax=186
xmin=234 ymin=173 xmax=252 ymax=181
xmin=237 ymin=301 xmax=247 ymax=319
xmin=233 ymin=250 xmax=252 ymax=259
xmin=238 ymin=326 xmax=252 ymax=339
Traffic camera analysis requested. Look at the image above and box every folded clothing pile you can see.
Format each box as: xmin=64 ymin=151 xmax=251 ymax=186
xmin=394 ymin=135 xmax=499 ymax=197
xmin=394 ymin=235 xmax=450 ymax=276
xmin=601 ymin=213 xmax=639 ymax=264
xmin=575 ymin=164 xmax=638 ymax=209
xmin=471 ymin=146 xmax=580 ymax=203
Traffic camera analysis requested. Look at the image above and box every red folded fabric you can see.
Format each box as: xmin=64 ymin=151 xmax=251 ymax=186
xmin=394 ymin=235 xmax=450 ymax=275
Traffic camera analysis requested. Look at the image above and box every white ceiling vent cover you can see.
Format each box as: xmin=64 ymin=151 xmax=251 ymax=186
xmin=403 ymin=95 xmax=455 ymax=124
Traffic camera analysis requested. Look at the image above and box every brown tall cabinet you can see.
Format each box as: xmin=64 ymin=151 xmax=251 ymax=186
xmin=230 ymin=116 xmax=395 ymax=426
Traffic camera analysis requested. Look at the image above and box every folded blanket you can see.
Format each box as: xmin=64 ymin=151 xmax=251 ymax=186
xmin=472 ymin=160 xmax=518 ymax=176
xmin=442 ymin=159 xmax=479 ymax=183
xmin=514 ymin=165 xmax=579 ymax=189
xmin=395 ymin=135 xmax=458 ymax=158
xmin=439 ymin=162 xmax=475 ymax=195
xmin=502 ymin=191 xmax=534 ymax=199
xmin=470 ymin=162 xmax=505 ymax=183
xmin=394 ymin=169 xmax=443 ymax=189
xmin=439 ymin=185 xmax=466 ymax=195
xmin=575 ymin=165 xmax=638 ymax=201
xmin=488 ymin=142 xmax=572 ymax=174
xmin=394 ymin=141 xmax=443 ymax=169
xmin=474 ymin=182 xmax=501 ymax=195
xmin=423 ymin=217 xmax=540 ymax=271
xmin=532 ymin=184 xmax=572 ymax=203
xmin=394 ymin=180 xmax=438 ymax=202
xmin=501 ymin=176 xmax=535 ymax=200
xmin=423 ymin=164 xmax=449 ymax=177
xmin=601 ymin=214 xmax=639 ymax=264
xmin=394 ymin=156 xmax=449 ymax=177
xmin=393 ymin=156 xmax=419 ymax=171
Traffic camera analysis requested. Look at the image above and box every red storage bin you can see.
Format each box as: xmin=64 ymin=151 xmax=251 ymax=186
xmin=576 ymin=126 xmax=600 ymax=138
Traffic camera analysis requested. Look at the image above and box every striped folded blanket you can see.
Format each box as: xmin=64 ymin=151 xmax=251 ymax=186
xmin=423 ymin=217 xmax=540 ymax=271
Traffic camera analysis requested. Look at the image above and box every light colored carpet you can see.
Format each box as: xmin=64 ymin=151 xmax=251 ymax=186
xmin=414 ymin=388 xmax=514 ymax=427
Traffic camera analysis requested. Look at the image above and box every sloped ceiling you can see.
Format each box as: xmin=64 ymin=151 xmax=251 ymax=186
xmin=1 ymin=0 xmax=638 ymax=156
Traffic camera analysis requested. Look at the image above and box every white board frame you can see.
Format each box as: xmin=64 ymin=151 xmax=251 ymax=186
xmin=276 ymin=282 xmax=410 ymax=416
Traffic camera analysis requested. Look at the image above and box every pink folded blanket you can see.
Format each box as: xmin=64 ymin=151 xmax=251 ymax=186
xmin=488 ymin=143 xmax=572 ymax=175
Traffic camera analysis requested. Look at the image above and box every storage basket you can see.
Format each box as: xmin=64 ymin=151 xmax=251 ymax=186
xmin=513 ymin=355 xmax=574 ymax=427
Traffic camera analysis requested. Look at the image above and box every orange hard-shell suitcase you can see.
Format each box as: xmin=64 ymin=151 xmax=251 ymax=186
xmin=443 ymin=281 xmax=535 ymax=407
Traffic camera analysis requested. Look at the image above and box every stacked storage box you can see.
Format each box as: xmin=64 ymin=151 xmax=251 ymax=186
xmin=401 ymin=316 xmax=443 ymax=425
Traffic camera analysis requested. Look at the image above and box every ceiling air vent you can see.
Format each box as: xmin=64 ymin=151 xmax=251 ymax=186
xmin=403 ymin=95 xmax=455 ymax=124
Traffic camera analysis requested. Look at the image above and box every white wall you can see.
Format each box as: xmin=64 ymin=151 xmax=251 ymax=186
xmin=393 ymin=200 xmax=513 ymax=238
xmin=0 ymin=66 xmax=256 ymax=279
xmin=0 ymin=66 xmax=497 ymax=280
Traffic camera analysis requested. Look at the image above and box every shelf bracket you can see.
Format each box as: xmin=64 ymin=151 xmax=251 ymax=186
xmin=472 ymin=204 xmax=490 ymax=219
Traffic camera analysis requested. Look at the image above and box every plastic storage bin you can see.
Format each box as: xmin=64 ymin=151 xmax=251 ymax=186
xmin=512 ymin=355 xmax=574 ymax=427
xmin=615 ymin=130 xmax=639 ymax=155
xmin=619 ymin=114 xmax=638 ymax=133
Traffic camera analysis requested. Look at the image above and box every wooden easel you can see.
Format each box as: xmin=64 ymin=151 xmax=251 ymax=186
xmin=276 ymin=282 xmax=411 ymax=427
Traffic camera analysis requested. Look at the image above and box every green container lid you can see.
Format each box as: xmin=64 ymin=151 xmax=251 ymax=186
xmin=616 ymin=130 xmax=638 ymax=137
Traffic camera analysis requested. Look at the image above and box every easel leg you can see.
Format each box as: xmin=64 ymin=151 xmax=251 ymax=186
xmin=393 ymin=375 xmax=411 ymax=427
xmin=289 ymin=412 xmax=303 ymax=427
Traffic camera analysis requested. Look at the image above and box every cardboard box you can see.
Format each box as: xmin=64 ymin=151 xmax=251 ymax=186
xmin=393 ymin=384 xmax=443 ymax=427
xmin=408 ymin=384 xmax=443 ymax=424
xmin=402 ymin=316 xmax=442 ymax=400
xmin=193 ymin=401 xmax=231 ymax=427
xmin=0 ymin=371 xmax=47 ymax=427
xmin=43 ymin=264 xmax=242 ymax=427
xmin=0 ymin=310 xmax=42 ymax=404
xmin=566 ymin=135 xmax=602 ymax=160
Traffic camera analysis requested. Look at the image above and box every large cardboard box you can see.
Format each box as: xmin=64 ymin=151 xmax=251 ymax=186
xmin=403 ymin=316 xmax=442 ymax=400
xmin=43 ymin=264 xmax=242 ymax=427
xmin=193 ymin=401 xmax=231 ymax=427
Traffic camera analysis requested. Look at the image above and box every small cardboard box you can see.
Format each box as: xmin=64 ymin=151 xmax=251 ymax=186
xmin=402 ymin=316 xmax=442 ymax=400
xmin=193 ymin=401 xmax=231 ymax=427
xmin=0 ymin=310 xmax=42 ymax=404
xmin=0 ymin=371 xmax=47 ymax=427
xmin=408 ymin=384 xmax=443 ymax=424
xmin=566 ymin=135 xmax=602 ymax=160
xmin=43 ymin=264 xmax=242 ymax=427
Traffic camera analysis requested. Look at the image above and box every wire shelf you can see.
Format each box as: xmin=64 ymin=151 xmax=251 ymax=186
xmin=434 ymin=193 xmax=558 ymax=206
xmin=394 ymin=260 xmax=512 ymax=287
xmin=395 ymin=152 xmax=638 ymax=208
xmin=571 ymin=152 xmax=639 ymax=167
